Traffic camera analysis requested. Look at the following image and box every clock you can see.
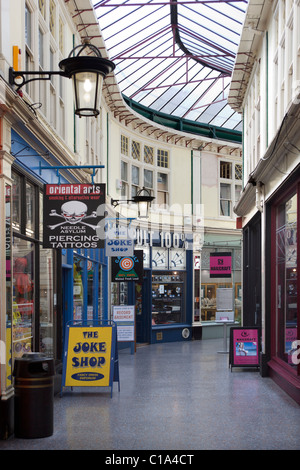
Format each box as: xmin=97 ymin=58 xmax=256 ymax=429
xmin=152 ymin=248 xmax=168 ymax=269
xmin=142 ymin=246 xmax=150 ymax=268
xmin=170 ymin=248 xmax=185 ymax=269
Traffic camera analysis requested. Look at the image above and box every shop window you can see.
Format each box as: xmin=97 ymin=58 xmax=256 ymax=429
xmin=87 ymin=260 xmax=95 ymax=321
xmin=275 ymin=191 xmax=298 ymax=367
xmin=13 ymin=238 xmax=35 ymax=357
xmin=111 ymin=282 xmax=128 ymax=306
xmin=73 ymin=255 xmax=84 ymax=321
xmin=12 ymin=172 xmax=22 ymax=232
xmin=26 ymin=182 xmax=36 ymax=237
xmin=40 ymin=249 xmax=54 ymax=355
xmin=152 ymin=272 xmax=185 ymax=325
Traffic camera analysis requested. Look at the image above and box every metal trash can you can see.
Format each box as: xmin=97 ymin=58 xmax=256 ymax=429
xmin=13 ymin=352 xmax=54 ymax=438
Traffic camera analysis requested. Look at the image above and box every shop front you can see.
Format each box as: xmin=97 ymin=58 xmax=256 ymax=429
xmin=112 ymin=229 xmax=194 ymax=344
xmin=9 ymin=130 xmax=108 ymax=390
xmin=268 ymin=175 xmax=300 ymax=404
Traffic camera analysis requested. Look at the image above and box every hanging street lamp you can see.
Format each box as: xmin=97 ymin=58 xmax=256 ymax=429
xmin=9 ymin=39 xmax=115 ymax=118
xmin=112 ymin=187 xmax=155 ymax=219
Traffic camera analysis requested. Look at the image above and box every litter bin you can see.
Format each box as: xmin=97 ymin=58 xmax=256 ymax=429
xmin=13 ymin=352 xmax=55 ymax=438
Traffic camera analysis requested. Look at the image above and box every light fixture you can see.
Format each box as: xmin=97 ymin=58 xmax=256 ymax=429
xmin=9 ymin=39 xmax=115 ymax=118
xmin=111 ymin=187 xmax=155 ymax=219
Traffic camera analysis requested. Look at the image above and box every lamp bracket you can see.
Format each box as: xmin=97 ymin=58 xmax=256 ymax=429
xmin=39 ymin=162 xmax=105 ymax=184
xmin=9 ymin=67 xmax=66 ymax=92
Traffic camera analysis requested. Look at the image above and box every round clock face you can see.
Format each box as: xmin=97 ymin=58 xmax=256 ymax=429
xmin=170 ymin=249 xmax=185 ymax=269
xmin=152 ymin=248 xmax=167 ymax=269
xmin=142 ymin=246 xmax=150 ymax=268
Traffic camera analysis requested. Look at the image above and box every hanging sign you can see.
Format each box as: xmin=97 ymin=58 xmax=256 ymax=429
xmin=229 ymin=327 xmax=260 ymax=370
xmin=61 ymin=322 xmax=119 ymax=397
xmin=106 ymin=225 xmax=134 ymax=257
xmin=43 ymin=183 xmax=105 ymax=249
xmin=210 ymin=252 xmax=232 ymax=278
xmin=111 ymin=250 xmax=143 ymax=282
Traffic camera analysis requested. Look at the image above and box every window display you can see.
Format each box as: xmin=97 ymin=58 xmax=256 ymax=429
xmin=12 ymin=238 xmax=35 ymax=357
xmin=276 ymin=191 xmax=298 ymax=367
xmin=73 ymin=255 xmax=84 ymax=321
xmin=152 ymin=272 xmax=185 ymax=325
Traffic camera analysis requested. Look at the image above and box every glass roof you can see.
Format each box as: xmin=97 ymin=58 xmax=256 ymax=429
xmin=92 ymin=0 xmax=248 ymax=131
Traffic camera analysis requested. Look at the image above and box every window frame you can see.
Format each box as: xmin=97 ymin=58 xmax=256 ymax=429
xmin=219 ymin=159 xmax=242 ymax=218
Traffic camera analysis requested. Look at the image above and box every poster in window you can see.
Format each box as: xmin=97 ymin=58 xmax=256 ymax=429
xmin=43 ymin=184 xmax=105 ymax=249
xmin=210 ymin=252 xmax=231 ymax=278
xmin=229 ymin=327 xmax=260 ymax=370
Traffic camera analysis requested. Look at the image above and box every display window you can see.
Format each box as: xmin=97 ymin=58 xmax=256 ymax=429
xmin=70 ymin=249 xmax=105 ymax=323
xmin=275 ymin=189 xmax=298 ymax=368
xmin=73 ymin=255 xmax=84 ymax=321
xmin=152 ymin=271 xmax=185 ymax=325
xmin=11 ymin=169 xmax=57 ymax=361
xmin=12 ymin=237 xmax=35 ymax=357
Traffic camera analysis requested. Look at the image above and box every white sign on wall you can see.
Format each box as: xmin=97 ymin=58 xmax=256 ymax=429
xmin=112 ymin=305 xmax=135 ymax=342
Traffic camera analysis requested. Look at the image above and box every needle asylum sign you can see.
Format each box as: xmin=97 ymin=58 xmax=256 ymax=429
xmin=43 ymin=184 xmax=105 ymax=249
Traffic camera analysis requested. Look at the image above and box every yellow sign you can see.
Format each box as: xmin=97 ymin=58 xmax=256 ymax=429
xmin=64 ymin=326 xmax=113 ymax=387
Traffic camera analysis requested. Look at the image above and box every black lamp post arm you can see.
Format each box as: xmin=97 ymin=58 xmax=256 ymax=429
xmin=9 ymin=67 xmax=67 ymax=92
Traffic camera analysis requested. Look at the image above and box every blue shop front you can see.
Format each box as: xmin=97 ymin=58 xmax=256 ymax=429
xmin=10 ymin=130 xmax=108 ymax=387
xmin=111 ymin=228 xmax=194 ymax=345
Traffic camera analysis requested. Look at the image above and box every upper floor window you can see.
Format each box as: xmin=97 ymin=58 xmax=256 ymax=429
xmin=144 ymin=145 xmax=154 ymax=164
xmin=120 ymin=135 xmax=169 ymax=207
xmin=25 ymin=4 xmax=32 ymax=50
xmin=132 ymin=140 xmax=141 ymax=160
xmin=157 ymin=149 xmax=169 ymax=168
xmin=219 ymin=160 xmax=242 ymax=218
xmin=121 ymin=135 xmax=129 ymax=156
xmin=50 ymin=0 xmax=56 ymax=37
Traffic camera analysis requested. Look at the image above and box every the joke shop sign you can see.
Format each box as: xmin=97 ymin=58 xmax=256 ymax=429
xmin=61 ymin=323 xmax=119 ymax=395
xmin=43 ymin=183 xmax=105 ymax=249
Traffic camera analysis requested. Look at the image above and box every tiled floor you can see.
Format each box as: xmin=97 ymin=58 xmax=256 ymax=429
xmin=2 ymin=338 xmax=300 ymax=450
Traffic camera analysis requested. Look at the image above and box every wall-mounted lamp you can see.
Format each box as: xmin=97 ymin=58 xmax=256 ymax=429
xmin=9 ymin=39 xmax=115 ymax=118
xmin=111 ymin=187 xmax=155 ymax=219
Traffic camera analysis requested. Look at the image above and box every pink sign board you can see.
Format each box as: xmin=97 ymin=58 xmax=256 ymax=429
xmin=230 ymin=328 xmax=260 ymax=368
xmin=210 ymin=252 xmax=231 ymax=278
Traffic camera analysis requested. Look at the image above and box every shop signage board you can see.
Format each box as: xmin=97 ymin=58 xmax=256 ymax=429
xmin=229 ymin=327 xmax=260 ymax=370
xmin=106 ymin=225 xmax=134 ymax=257
xmin=43 ymin=183 xmax=105 ymax=249
xmin=210 ymin=252 xmax=232 ymax=278
xmin=111 ymin=251 xmax=143 ymax=282
xmin=61 ymin=321 xmax=119 ymax=397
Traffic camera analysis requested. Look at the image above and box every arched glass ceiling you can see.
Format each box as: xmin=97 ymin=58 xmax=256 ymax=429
xmin=92 ymin=0 xmax=248 ymax=131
